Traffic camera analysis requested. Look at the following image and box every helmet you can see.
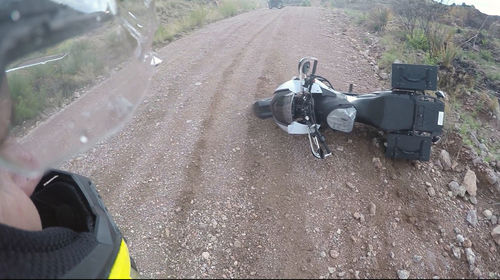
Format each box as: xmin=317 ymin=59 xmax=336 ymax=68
xmin=0 ymin=0 xmax=157 ymax=176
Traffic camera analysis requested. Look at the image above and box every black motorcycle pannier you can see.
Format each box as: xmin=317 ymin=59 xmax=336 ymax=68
xmin=385 ymin=133 xmax=432 ymax=161
xmin=391 ymin=64 xmax=438 ymax=91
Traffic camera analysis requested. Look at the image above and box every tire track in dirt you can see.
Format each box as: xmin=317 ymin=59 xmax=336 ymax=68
xmin=159 ymin=11 xmax=286 ymax=275
xmin=88 ymin=12 xmax=265 ymax=200
xmin=171 ymin=7 xmax=282 ymax=227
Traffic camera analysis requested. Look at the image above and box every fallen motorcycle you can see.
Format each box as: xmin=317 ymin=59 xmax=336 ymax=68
xmin=253 ymin=57 xmax=445 ymax=161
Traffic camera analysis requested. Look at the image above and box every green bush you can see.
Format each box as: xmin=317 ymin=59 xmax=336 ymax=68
xmin=406 ymin=28 xmax=428 ymax=51
xmin=479 ymin=50 xmax=493 ymax=62
xmin=8 ymin=72 xmax=45 ymax=125
xmin=188 ymin=6 xmax=209 ymax=28
xmin=218 ymin=0 xmax=238 ymax=17
xmin=154 ymin=25 xmax=176 ymax=44
xmin=379 ymin=47 xmax=402 ymax=70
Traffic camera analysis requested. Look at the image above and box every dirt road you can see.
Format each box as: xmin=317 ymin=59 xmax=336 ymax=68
xmin=64 ymin=7 xmax=499 ymax=279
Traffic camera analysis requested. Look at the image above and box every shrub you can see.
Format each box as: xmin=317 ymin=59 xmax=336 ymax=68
xmin=367 ymin=7 xmax=391 ymax=33
xmin=379 ymin=47 xmax=402 ymax=70
xmin=188 ymin=6 xmax=209 ymax=28
xmin=8 ymin=72 xmax=45 ymax=125
xmin=154 ymin=24 xmax=176 ymax=44
xmin=218 ymin=0 xmax=238 ymax=17
xmin=439 ymin=42 xmax=458 ymax=69
xmin=406 ymin=28 xmax=428 ymax=51
xmin=479 ymin=50 xmax=493 ymax=62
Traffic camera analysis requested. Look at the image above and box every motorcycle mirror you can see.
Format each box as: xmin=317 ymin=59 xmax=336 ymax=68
xmin=301 ymin=61 xmax=311 ymax=76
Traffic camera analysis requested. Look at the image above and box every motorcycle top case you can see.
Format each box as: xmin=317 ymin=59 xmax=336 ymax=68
xmin=391 ymin=64 xmax=438 ymax=91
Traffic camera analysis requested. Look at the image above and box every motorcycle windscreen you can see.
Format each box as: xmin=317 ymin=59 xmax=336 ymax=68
xmin=271 ymin=90 xmax=294 ymax=126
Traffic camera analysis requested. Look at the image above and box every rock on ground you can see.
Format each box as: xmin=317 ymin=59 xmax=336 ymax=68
xmin=448 ymin=181 xmax=466 ymax=197
xmin=427 ymin=187 xmax=436 ymax=197
xmin=482 ymin=209 xmax=492 ymax=219
xmin=466 ymin=210 xmax=478 ymax=227
xmin=463 ymin=169 xmax=477 ymax=197
xmin=369 ymin=202 xmax=376 ymax=216
xmin=492 ymin=225 xmax=500 ymax=246
xmin=485 ymin=168 xmax=498 ymax=185
xmin=439 ymin=150 xmax=452 ymax=170
xmin=372 ymin=157 xmax=382 ymax=169
xmin=397 ymin=269 xmax=410 ymax=279
xmin=465 ymin=248 xmax=475 ymax=267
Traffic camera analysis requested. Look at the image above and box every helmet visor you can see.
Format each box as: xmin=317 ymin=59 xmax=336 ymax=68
xmin=0 ymin=0 xmax=157 ymax=176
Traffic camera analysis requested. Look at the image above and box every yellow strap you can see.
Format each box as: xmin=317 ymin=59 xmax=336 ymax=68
xmin=108 ymin=240 xmax=132 ymax=279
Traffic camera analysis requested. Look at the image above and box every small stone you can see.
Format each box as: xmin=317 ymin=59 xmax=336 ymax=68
xmin=465 ymin=248 xmax=475 ymax=266
xmin=482 ymin=209 xmax=493 ymax=219
xmin=439 ymin=150 xmax=452 ymax=170
xmin=432 ymin=276 xmax=440 ymax=279
xmin=320 ymin=251 xmax=327 ymax=258
xmin=452 ymin=247 xmax=461 ymax=259
xmin=485 ymin=168 xmax=498 ymax=185
xmin=397 ymin=269 xmax=410 ymax=279
xmin=195 ymin=82 xmax=202 ymax=86
xmin=202 ymin=252 xmax=210 ymax=260
xmin=425 ymin=182 xmax=432 ymax=187
xmin=463 ymin=239 xmax=472 ymax=248
xmin=328 ymin=267 xmax=336 ymax=274
xmin=473 ymin=267 xmax=481 ymax=278
xmin=234 ymin=240 xmax=242 ymax=248
xmin=369 ymin=202 xmax=376 ymax=216
xmin=330 ymin=249 xmax=339 ymax=259
xmin=380 ymin=72 xmax=389 ymax=80
xmin=346 ymin=182 xmax=356 ymax=190
xmin=427 ymin=187 xmax=436 ymax=197
xmin=372 ymin=157 xmax=382 ymax=169
xmin=338 ymin=271 xmax=346 ymax=277
xmin=337 ymin=146 xmax=344 ymax=151
xmin=466 ymin=210 xmax=478 ymax=227
xmin=413 ymin=255 xmax=423 ymax=262
xmin=469 ymin=196 xmax=477 ymax=205
xmin=389 ymin=252 xmax=395 ymax=259
xmin=353 ymin=212 xmax=365 ymax=222
xmin=492 ymin=225 xmax=500 ymax=245
xmin=448 ymin=181 xmax=466 ymax=197
xmin=463 ymin=169 xmax=477 ymax=197
xmin=250 ymin=272 xmax=256 ymax=276
xmin=354 ymin=271 xmax=360 ymax=279
xmin=491 ymin=215 xmax=498 ymax=225
xmin=456 ymin=234 xmax=465 ymax=244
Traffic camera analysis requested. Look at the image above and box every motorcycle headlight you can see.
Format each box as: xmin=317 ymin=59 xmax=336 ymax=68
xmin=271 ymin=90 xmax=294 ymax=126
